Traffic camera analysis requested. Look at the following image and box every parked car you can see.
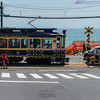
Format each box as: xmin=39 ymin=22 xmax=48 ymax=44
xmin=83 ymin=46 xmax=100 ymax=60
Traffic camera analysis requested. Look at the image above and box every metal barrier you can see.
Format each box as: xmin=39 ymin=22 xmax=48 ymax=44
xmin=91 ymin=54 xmax=100 ymax=65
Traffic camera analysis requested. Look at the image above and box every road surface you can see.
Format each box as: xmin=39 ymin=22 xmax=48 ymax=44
xmin=0 ymin=66 xmax=99 ymax=100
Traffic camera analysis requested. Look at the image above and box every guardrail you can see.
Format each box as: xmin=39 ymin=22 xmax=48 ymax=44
xmin=91 ymin=54 xmax=100 ymax=66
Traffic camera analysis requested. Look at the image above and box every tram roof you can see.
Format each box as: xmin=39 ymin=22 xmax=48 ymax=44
xmin=0 ymin=28 xmax=57 ymax=33
xmin=0 ymin=28 xmax=65 ymax=37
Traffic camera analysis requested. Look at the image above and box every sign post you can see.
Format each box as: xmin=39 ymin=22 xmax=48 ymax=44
xmin=84 ymin=27 xmax=93 ymax=63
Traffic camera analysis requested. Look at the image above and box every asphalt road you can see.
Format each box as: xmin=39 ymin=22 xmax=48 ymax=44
xmin=0 ymin=66 xmax=100 ymax=100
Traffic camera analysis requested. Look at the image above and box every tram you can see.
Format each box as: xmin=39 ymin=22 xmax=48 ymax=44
xmin=0 ymin=28 xmax=68 ymax=64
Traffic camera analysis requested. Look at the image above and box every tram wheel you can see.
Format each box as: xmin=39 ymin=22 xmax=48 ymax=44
xmin=44 ymin=59 xmax=51 ymax=64
xmin=26 ymin=58 xmax=33 ymax=64
xmin=91 ymin=61 xmax=94 ymax=65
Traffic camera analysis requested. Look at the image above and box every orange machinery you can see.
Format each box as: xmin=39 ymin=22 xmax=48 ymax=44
xmin=66 ymin=41 xmax=100 ymax=55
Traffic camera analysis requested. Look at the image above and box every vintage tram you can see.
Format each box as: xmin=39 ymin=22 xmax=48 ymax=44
xmin=0 ymin=28 xmax=68 ymax=64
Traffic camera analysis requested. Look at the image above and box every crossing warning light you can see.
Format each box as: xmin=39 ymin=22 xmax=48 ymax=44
xmin=87 ymin=34 xmax=90 ymax=38
xmin=87 ymin=39 xmax=90 ymax=42
xmin=87 ymin=46 xmax=91 ymax=50
xmin=84 ymin=27 xmax=93 ymax=62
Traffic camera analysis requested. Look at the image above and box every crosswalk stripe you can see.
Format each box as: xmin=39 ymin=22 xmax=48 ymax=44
xmin=82 ymin=73 xmax=100 ymax=79
xmin=57 ymin=73 xmax=74 ymax=79
xmin=2 ymin=73 xmax=10 ymax=78
xmin=16 ymin=73 xmax=27 ymax=78
xmin=30 ymin=73 xmax=43 ymax=79
xmin=43 ymin=74 xmax=58 ymax=79
xmin=1 ymin=72 xmax=100 ymax=80
xmin=69 ymin=73 xmax=89 ymax=79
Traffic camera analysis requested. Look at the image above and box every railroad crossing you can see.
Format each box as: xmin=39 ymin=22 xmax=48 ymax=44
xmin=84 ymin=27 xmax=93 ymax=63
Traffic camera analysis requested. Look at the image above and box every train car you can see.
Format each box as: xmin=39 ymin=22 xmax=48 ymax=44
xmin=0 ymin=28 xmax=68 ymax=64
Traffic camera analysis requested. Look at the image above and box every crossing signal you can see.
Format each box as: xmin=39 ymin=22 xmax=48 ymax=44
xmin=84 ymin=27 xmax=93 ymax=34
xmin=87 ymin=34 xmax=90 ymax=38
xmin=87 ymin=39 xmax=90 ymax=42
xmin=88 ymin=46 xmax=91 ymax=50
xmin=84 ymin=27 xmax=93 ymax=62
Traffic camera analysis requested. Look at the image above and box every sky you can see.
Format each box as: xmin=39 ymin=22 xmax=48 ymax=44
xmin=1 ymin=0 xmax=100 ymax=28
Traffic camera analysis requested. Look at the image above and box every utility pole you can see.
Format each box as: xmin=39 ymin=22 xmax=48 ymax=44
xmin=0 ymin=2 xmax=3 ymax=27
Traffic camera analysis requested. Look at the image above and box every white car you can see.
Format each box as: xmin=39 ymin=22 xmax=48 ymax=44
xmin=83 ymin=46 xmax=100 ymax=60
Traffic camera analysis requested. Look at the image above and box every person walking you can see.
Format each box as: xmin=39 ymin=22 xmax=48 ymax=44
xmin=1 ymin=51 xmax=9 ymax=69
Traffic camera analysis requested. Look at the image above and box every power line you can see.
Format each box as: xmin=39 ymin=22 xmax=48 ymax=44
xmin=75 ymin=0 xmax=85 ymax=4
xmin=5 ymin=9 xmax=100 ymax=12
xmin=4 ymin=4 xmax=66 ymax=11
xmin=3 ymin=15 xmax=100 ymax=19
xmin=4 ymin=2 xmax=74 ymax=7
xmin=75 ymin=0 xmax=100 ymax=4
xmin=4 ymin=3 xmax=100 ymax=11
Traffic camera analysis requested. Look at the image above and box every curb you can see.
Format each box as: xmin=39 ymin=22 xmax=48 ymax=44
xmin=2 ymin=63 xmax=86 ymax=69
xmin=65 ymin=63 xmax=87 ymax=67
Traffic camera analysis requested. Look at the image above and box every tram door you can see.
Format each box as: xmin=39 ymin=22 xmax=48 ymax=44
xmin=57 ymin=36 xmax=65 ymax=56
xmin=30 ymin=39 xmax=40 ymax=56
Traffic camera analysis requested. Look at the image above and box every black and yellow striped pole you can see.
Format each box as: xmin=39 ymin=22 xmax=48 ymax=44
xmin=84 ymin=27 xmax=93 ymax=63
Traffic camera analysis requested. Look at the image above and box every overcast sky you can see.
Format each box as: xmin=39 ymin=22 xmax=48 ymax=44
xmin=1 ymin=0 xmax=100 ymax=28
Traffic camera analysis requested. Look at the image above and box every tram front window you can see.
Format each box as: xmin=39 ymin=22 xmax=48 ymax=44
xmin=62 ymin=37 xmax=65 ymax=48
xmin=0 ymin=39 xmax=7 ymax=48
xmin=9 ymin=39 xmax=20 ymax=48
xmin=30 ymin=39 xmax=40 ymax=48
xmin=43 ymin=39 xmax=52 ymax=49
xmin=57 ymin=37 xmax=60 ymax=48
xmin=21 ymin=39 xmax=28 ymax=48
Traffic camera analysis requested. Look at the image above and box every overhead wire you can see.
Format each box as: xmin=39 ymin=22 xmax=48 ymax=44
xmin=4 ymin=3 xmax=100 ymax=11
xmin=3 ymin=3 xmax=100 ymax=20
xmin=4 ymin=4 xmax=66 ymax=10
xmin=75 ymin=0 xmax=100 ymax=4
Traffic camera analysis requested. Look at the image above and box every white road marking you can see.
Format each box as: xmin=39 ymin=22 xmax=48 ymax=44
xmin=43 ymin=74 xmax=58 ymax=79
xmin=57 ymin=73 xmax=74 ymax=79
xmin=30 ymin=73 xmax=43 ymax=79
xmin=0 ymin=80 xmax=59 ymax=83
xmin=2 ymin=73 xmax=10 ymax=78
xmin=69 ymin=73 xmax=89 ymax=79
xmin=16 ymin=73 xmax=27 ymax=78
xmin=82 ymin=73 xmax=100 ymax=79
xmin=39 ymin=70 xmax=77 ymax=72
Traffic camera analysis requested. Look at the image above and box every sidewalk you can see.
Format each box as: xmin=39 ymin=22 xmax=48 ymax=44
xmin=0 ymin=55 xmax=87 ymax=70
xmin=4 ymin=62 xmax=86 ymax=69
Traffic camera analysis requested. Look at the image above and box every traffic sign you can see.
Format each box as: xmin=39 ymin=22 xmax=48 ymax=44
xmin=84 ymin=27 xmax=93 ymax=34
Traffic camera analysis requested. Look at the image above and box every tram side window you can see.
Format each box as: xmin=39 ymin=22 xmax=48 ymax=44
xmin=21 ymin=39 xmax=28 ymax=48
xmin=0 ymin=39 xmax=7 ymax=48
xmin=9 ymin=39 xmax=20 ymax=48
xmin=62 ymin=37 xmax=65 ymax=48
xmin=43 ymin=39 xmax=52 ymax=49
xmin=30 ymin=39 xmax=40 ymax=48
xmin=57 ymin=37 xmax=60 ymax=48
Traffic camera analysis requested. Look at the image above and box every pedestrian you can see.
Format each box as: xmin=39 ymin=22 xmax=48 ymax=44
xmin=83 ymin=43 xmax=86 ymax=54
xmin=1 ymin=51 xmax=9 ymax=69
